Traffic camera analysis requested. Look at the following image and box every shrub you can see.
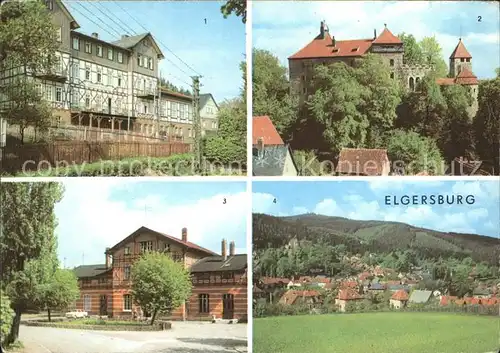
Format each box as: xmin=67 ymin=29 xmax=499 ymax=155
xmin=0 ymin=290 xmax=14 ymax=344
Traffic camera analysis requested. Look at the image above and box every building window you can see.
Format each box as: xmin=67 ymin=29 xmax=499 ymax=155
xmin=140 ymin=241 xmax=153 ymax=252
xmin=124 ymin=265 xmax=131 ymax=280
xmin=45 ymin=0 xmax=53 ymax=10
xmin=123 ymin=294 xmax=132 ymax=311
xmin=45 ymin=87 xmax=52 ymax=101
xmin=124 ymin=246 xmax=130 ymax=255
xmin=107 ymin=70 xmax=112 ymax=86
xmin=460 ymin=58 xmax=465 ymax=62
xmin=144 ymin=105 xmax=148 ymax=114
xmin=390 ymin=59 xmax=394 ymax=67
xmin=198 ymin=294 xmax=209 ymax=313
xmin=85 ymin=42 xmax=91 ymax=54
xmin=97 ymin=70 xmax=102 ymax=83
xmin=85 ymin=95 xmax=90 ymax=108
xmin=72 ymin=37 xmax=80 ymax=50
xmin=96 ymin=45 xmax=103 ymax=57
xmin=55 ymin=87 xmax=62 ymax=102
xmin=56 ymin=27 xmax=62 ymax=42
xmin=148 ymin=58 xmax=153 ymax=70
xmin=83 ymin=294 xmax=91 ymax=311
xmin=118 ymin=77 xmax=122 ymax=87
xmin=137 ymin=55 xmax=142 ymax=67
xmin=390 ymin=72 xmax=394 ymax=79
xmin=117 ymin=52 xmax=123 ymax=63
xmin=108 ymin=48 xmax=113 ymax=61
xmin=85 ymin=67 xmax=90 ymax=80
xmin=35 ymin=83 xmax=42 ymax=97
xmin=466 ymin=58 xmax=470 ymax=62
xmin=72 ymin=62 xmax=79 ymax=80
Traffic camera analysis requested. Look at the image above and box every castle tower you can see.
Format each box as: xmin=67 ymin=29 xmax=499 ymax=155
xmin=449 ymin=39 xmax=472 ymax=77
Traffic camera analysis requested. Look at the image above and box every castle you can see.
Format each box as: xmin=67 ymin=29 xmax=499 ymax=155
xmin=288 ymin=22 xmax=478 ymax=117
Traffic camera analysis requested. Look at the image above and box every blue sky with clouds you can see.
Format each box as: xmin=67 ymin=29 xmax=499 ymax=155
xmin=55 ymin=180 xmax=247 ymax=269
xmin=253 ymin=180 xmax=500 ymax=238
xmin=62 ymin=0 xmax=245 ymax=102
xmin=253 ymin=1 xmax=499 ymax=79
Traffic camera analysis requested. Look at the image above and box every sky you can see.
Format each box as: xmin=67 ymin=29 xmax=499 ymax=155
xmin=253 ymin=1 xmax=500 ymax=79
xmin=253 ymin=180 xmax=500 ymax=238
xmin=54 ymin=180 xmax=247 ymax=269
xmin=62 ymin=0 xmax=245 ymax=102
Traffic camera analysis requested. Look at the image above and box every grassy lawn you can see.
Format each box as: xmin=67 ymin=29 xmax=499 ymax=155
xmin=63 ymin=318 xmax=145 ymax=326
xmin=254 ymin=312 xmax=499 ymax=353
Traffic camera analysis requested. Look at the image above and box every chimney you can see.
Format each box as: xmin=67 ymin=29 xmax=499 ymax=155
xmin=91 ymin=32 xmax=99 ymax=39
xmin=374 ymin=29 xmax=377 ymax=39
xmin=320 ymin=21 xmax=325 ymax=38
xmin=257 ymin=137 xmax=264 ymax=154
xmin=181 ymin=227 xmax=187 ymax=242
xmin=332 ymin=36 xmax=336 ymax=47
xmin=221 ymin=239 xmax=227 ymax=260
xmin=105 ymin=247 xmax=111 ymax=268
xmin=229 ymin=241 xmax=235 ymax=256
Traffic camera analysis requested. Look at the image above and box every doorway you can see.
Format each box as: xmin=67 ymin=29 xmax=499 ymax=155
xmin=99 ymin=295 xmax=108 ymax=316
xmin=222 ymin=294 xmax=234 ymax=320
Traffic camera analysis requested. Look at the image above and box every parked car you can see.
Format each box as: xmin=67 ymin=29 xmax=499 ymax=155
xmin=65 ymin=309 xmax=88 ymax=319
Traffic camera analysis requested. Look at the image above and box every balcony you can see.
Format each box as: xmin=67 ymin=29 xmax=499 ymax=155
xmin=136 ymin=88 xmax=155 ymax=100
xmin=34 ymin=66 xmax=67 ymax=83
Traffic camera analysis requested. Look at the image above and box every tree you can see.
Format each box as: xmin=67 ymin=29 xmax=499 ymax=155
xmin=131 ymin=252 xmax=192 ymax=325
xmin=204 ymin=98 xmax=246 ymax=165
xmin=158 ymin=77 xmax=191 ymax=96
xmin=419 ymin=36 xmax=448 ymax=77
xmin=251 ymin=49 xmax=299 ymax=137
xmin=0 ymin=290 xmax=14 ymax=347
xmin=36 ymin=269 xmax=80 ymax=322
xmin=387 ymin=129 xmax=445 ymax=175
xmin=308 ymin=54 xmax=401 ymax=154
xmin=398 ymin=33 xmax=424 ymax=65
xmin=0 ymin=182 xmax=64 ymax=345
xmin=221 ymin=0 xmax=246 ymax=23
xmin=473 ymin=77 xmax=500 ymax=164
xmin=0 ymin=1 xmax=59 ymax=140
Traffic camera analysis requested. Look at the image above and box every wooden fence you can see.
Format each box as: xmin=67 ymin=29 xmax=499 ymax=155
xmin=1 ymin=140 xmax=192 ymax=173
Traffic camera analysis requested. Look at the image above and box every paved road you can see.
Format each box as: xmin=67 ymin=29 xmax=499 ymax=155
xmin=17 ymin=322 xmax=248 ymax=353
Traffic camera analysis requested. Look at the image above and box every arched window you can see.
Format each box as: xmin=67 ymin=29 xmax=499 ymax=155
xmin=415 ymin=77 xmax=421 ymax=91
xmin=409 ymin=77 xmax=415 ymax=91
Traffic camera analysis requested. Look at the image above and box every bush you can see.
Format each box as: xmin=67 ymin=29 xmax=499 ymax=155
xmin=0 ymin=290 xmax=14 ymax=344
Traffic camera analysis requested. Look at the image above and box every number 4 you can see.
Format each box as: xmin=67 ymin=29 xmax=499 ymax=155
xmin=273 ymin=198 xmax=277 ymax=204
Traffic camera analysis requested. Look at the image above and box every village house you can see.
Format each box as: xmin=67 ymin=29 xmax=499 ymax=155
xmin=73 ymin=226 xmax=247 ymax=321
xmin=336 ymin=148 xmax=391 ymax=176
xmin=279 ymin=290 xmax=322 ymax=307
xmin=390 ymin=289 xmax=409 ymax=309
xmin=336 ymin=288 xmax=363 ymax=312
xmin=252 ymin=116 xmax=298 ymax=176
xmin=408 ymin=290 xmax=432 ymax=305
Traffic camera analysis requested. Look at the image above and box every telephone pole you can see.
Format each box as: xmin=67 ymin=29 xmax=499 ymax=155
xmin=156 ymin=70 xmax=162 ymax=138
xmin=192 ymin=76 xmax=202 ymax=172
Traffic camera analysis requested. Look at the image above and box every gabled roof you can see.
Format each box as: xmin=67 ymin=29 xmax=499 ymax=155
xmin=252 ymin=116 xmax=284 ymax=145
xmin=107 ymin=226 xmax=217 ymax=256
xmin=159 ymin=87 xmax=193 ymax=101
xmin=200 ymin=93 xmax=219 ymax=110
xmin=55 ymin=0 xmax=80 ymax=30
xmin=73 ymin=264 xmax=110 ymax=279
xmin=450 ymin=39 xmax=472 ymax=59
xmin=409 ymin=290 xmax=432 ymax=303
xmin=372 ymin=27 xmax=402 ymax=45
xmin=338 ymin=288 xmax=363 ymax=300
xmin=336 ymin=148 xmax=390 ymax=176
xmin=252 ymin=144 xmax=297 ymax=176
xmin=280 ymin=290 xmax=321 ymax=305
xmin=392 ymin=289 xmax=409 ymax=301
xmin=190 ymin=254 xmax=247 ymax=273
xmin=455 ymin=67 xmax=479 ymax=85
xmin=289 ymin=32 xmax=372 ymax=59
xmin=111 ymin=33 xmax=165 ymax=59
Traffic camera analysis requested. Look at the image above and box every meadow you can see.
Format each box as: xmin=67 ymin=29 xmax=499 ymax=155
xmin=253 ymin=312 xmax=499 ymax=353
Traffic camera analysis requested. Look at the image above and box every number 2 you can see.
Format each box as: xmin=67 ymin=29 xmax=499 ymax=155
xmin=477 ymin=16 xmax=482 ymax=22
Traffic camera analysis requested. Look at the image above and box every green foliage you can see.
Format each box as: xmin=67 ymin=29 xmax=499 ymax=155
xmin=252 ymin=49 xmax=299 ymax=137
xmin=131 ymin=252 xmax=192 ymax=324
xmin=204 ymin=99 xmax=246 ymax=164
xmin=386 ymin=129 xmax=445 ymax=175
xmin=419 ymin=36 xmax=448 ymax=77
xmin=398 ymin=33 xmax=424 ymax=64
xmin=292 ymin=150 xmax=324 ymax=176
xmin=473 ymin=77 xmax=500 ymax=163
xmin=220 ymin=0 xmax=246 ymax=23
xmin=308 ymin=54 xmax=401 ymax=153
xmin=0 ymin=290 xmax=14 ymax=344
xmin=35 ymin=269 xmax=80 ymax=322
xmin=158 ymin=77 xmax=191 ymax=96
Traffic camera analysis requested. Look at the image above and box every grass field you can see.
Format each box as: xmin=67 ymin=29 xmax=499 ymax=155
xmin=253 ymin=312 xmax=499 ymax=353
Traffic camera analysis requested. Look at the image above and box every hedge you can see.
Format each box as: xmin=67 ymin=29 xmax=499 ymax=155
xmin=22 ymin=320 xmax=172 ymax=331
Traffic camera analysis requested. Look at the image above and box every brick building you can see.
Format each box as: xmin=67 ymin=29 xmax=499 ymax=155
xmin=73 ymin=226 xmax=247 ymax=321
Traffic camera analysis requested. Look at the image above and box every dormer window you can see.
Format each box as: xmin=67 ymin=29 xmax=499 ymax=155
xmin=333 ymin=48 xmax=339 ymax=53
xmin=351 ymin=47 xmax=358 ymax=52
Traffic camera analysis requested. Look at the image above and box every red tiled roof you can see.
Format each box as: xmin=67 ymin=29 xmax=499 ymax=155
xmin=261 ymin=277 xmax=290 ymax=285
xmin=359 ymin=272 xmax=371 ymax=280
xmin=279 ymin=290 xmax=321 ymax=305
xmin=252 ymin=116 xmax=284 ymax=145
xmin=340 ymin=281 xmax=358 ymax=289
xmin=336 ymin=148 xmax=390 ymax=176
xmin=372 ymin=27 xmax=402 ymax=45
xmin=455 ymin=67 xmax=479 ymax=85
xmin=436 ymin=78 xmax=456 ymax=86
xmin=440 ymin=296 xmax=457 ymax=306
xmin=289 ymin=31 xmax=373 ymax=60
xmin=338 ymin=288 xmax=363 ymax=300
xmin=391 ymin=289 xmax=409 ymax=301
xmin=450 ymin=39 xmax=472 ymax=59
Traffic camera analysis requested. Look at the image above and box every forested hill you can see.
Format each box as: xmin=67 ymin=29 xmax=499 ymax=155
xmin=253 ymin=213 xmax=500 ymax=265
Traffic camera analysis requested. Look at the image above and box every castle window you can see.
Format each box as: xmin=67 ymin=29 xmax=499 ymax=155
xmin=409 ymin=77 xmax=415 ymax=91
xmin=198 ymin=294 xmax=210 ymax=313
xmin=390 ymin=72 xmax=394 ymax=79
xmin=390 ymin=59 xmax=394 ymax=67
xmin=466 ymin=58 xmax=470 ymax=62
xmin=460 ymin=58 xmax=465 ymax=62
